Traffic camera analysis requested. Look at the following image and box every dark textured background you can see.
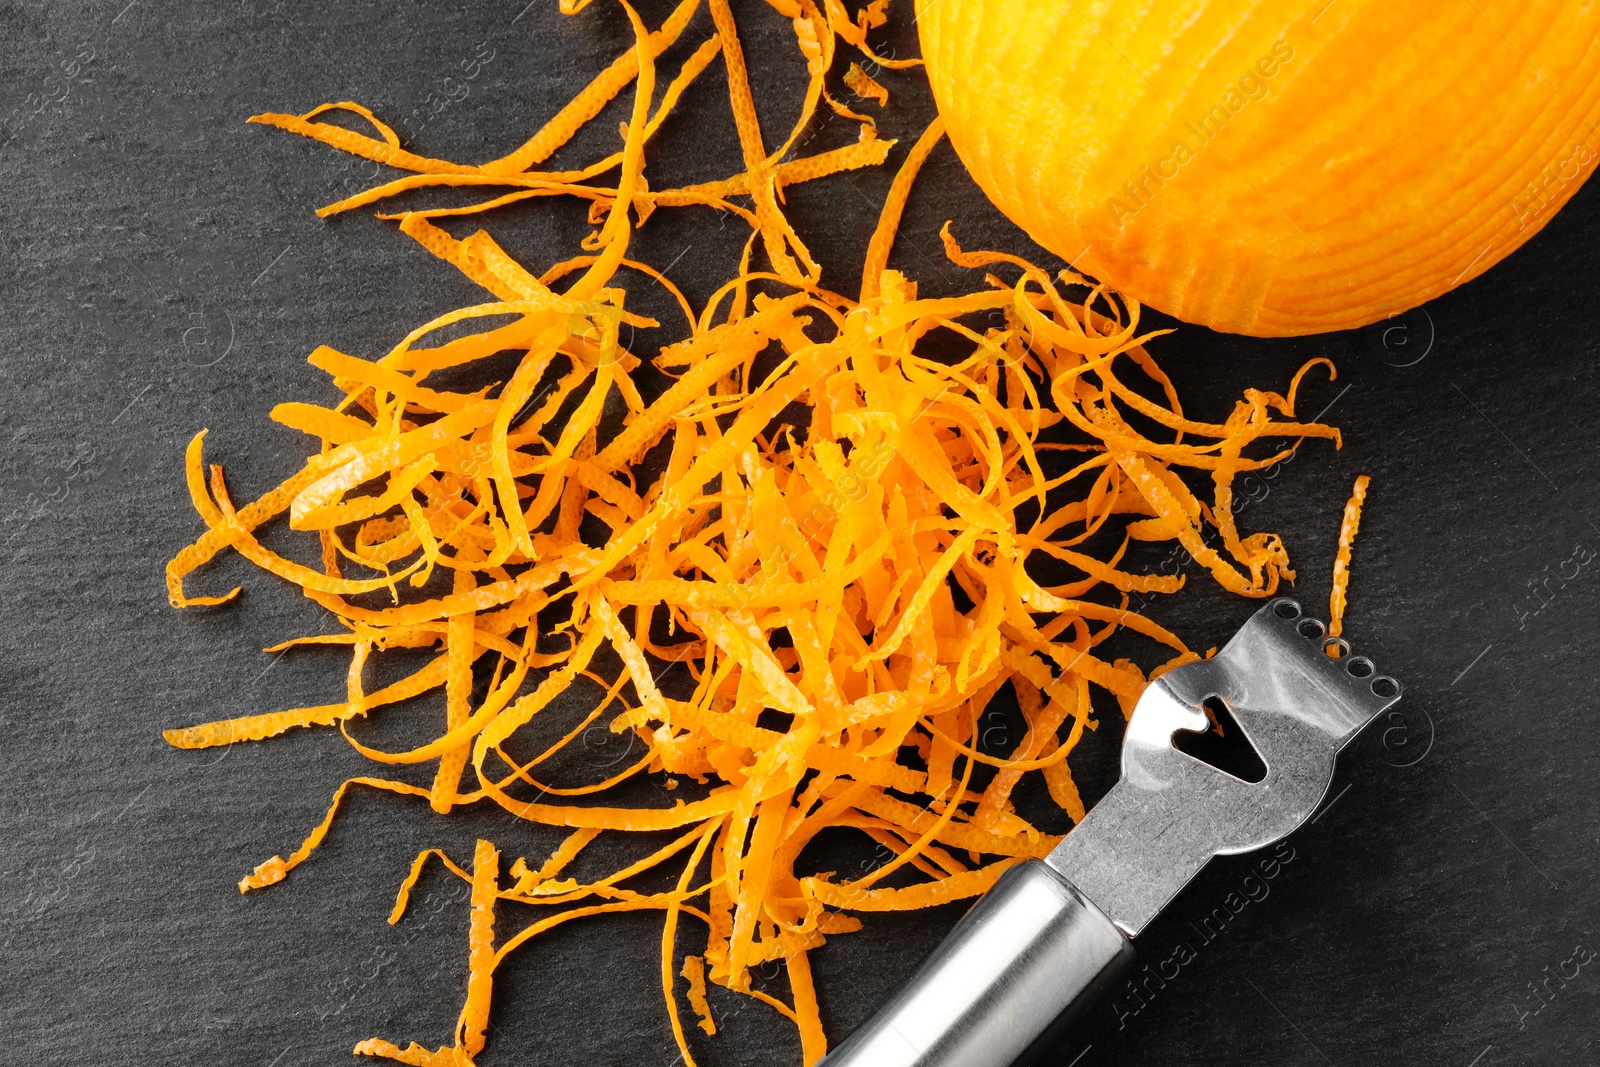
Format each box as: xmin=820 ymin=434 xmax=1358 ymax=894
xmin=2 ymin=2 xmax=1597 ymax=1065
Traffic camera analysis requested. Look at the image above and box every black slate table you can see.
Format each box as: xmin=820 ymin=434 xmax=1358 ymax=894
xmin=2 ymin=2 xmax=1597 ymax=1065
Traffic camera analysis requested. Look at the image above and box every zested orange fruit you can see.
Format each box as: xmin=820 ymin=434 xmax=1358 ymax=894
xmin=918 ymin=0 xmax=1600 ymax=335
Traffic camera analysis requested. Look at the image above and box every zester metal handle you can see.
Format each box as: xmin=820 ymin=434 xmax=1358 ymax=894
xmin=819 ymin=860 xmax=1135 ymax=1067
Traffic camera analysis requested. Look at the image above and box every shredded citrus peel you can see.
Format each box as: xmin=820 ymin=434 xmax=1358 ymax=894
xmin=164 ymin=3 xmax=1351 ymax=1065
xmin=1328 ymin=473 xmax=1370 ymax=641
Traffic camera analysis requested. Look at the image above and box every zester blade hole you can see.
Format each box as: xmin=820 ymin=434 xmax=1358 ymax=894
xmin=1172 ymin=695 xmax=1268 ymax=784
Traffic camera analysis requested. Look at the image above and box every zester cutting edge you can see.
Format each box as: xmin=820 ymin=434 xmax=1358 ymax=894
xmin=820 ymin=597 xmax=1403 ymax=1067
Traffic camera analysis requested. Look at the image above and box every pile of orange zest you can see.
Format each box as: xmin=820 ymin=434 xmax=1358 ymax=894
xmin=1328 ymin=473 xmax=1370 ymax=640
xmin=163 ymin=2 xmax=1345 ymax=1065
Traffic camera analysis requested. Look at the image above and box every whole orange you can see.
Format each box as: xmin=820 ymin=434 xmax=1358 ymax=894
xmin=918 ymin=0 xmax=1600 ymax=335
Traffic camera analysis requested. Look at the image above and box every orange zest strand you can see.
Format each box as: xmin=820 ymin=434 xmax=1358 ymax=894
xmin=237 ymin=777 xmax=434 ymax=893
xmin=355 ymin=839 xmax=500 ymax=1066
xmin=859 ymin=114 xmax=942 ymax=301
xmin=1328 ymin=474 xmax=1371 ymax=639
xmin=682 ymin=955 xmax=717 ymax=1036
xmin=843 ymin=62 xmax=889 ymax=107
xmin=164 ymin=2 xmax=1358 ymax=1064
xmin=663 ymin=821 xmax=721 ymax=1065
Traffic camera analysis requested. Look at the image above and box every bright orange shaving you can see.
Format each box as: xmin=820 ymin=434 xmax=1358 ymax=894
xmin=164 ymin=3 xmax=1348 ymax=1065
xmin=1328 ymin=474 xmax=1370 ymax=640
xmin=844 ymin=62 xmax=889 ymax=106
xmin=682 ymin=955 xmax=717 ymax=1035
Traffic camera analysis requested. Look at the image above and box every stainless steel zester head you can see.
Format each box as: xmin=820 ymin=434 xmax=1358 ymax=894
xmin=823 ymin=598 xmax=1403 ymax=1067
xmin=1049 ymin=595 xmax=1403 ymax=937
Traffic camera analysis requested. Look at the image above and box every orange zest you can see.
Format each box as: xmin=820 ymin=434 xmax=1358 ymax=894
xmin=1328 ymin=473 xmax=1370 ymax=640
xmin=164 ymin=3 xmax=1349 ymax=1065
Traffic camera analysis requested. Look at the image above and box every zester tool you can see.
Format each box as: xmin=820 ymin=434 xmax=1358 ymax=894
xmin=821 ymin=597 xmax=1403 ymax=1066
